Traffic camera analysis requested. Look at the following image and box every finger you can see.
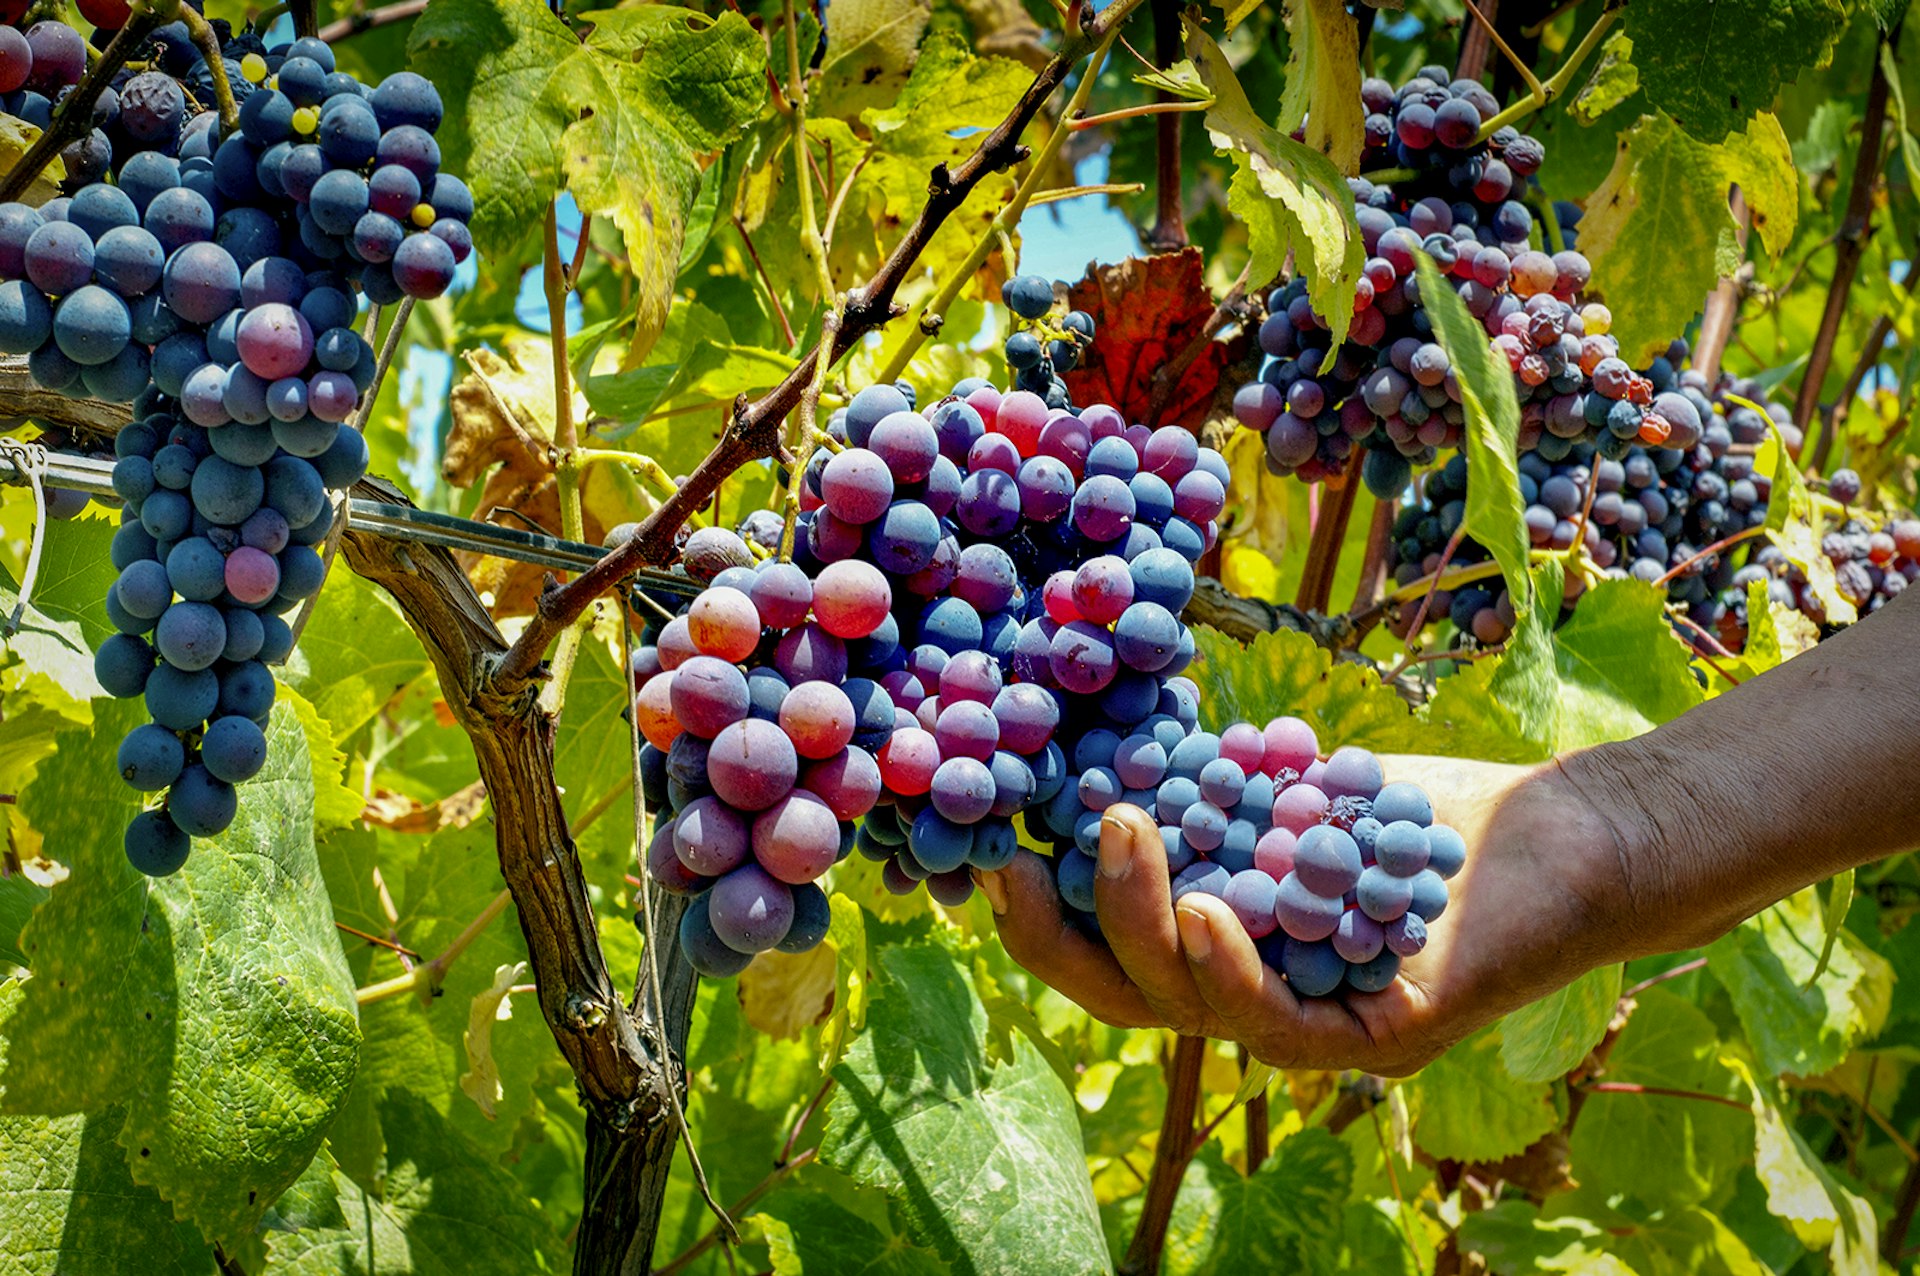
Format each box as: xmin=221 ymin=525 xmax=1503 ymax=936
xmin=977 ymin=850 xmax=1160 ymax=1030
xmin=1172 ymin=893 xmax=1388 ymax=1071
xmin=1092 ymin=803 xmax=1216 ymax=1036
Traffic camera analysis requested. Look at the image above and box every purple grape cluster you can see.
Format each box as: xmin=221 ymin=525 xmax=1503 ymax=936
xmin=640 ymin=374 xmax=1463 ymax=997
xmin=1385 ymin=364 xmax=1797 ymax=649
xmin=19 ymin=30 xmax=480 ymax=874
xmin=1232 ymin=64 xmax=1695 ymax=494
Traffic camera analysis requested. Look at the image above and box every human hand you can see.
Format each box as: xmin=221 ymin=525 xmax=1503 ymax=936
xmin=973 ymin=755 xmax=1629 ymax=1075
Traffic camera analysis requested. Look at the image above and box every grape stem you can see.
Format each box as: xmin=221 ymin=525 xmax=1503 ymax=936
xmin=778 ymin=301 xmax=843 ymax=562
xmin=1470 ymin=2 xmax=1621 ymax=146
xmin=491 ymin=0 xmax=1155 ymax=690
xmin=1027 ymin=180 xmax=1146 ymax=206
xmin=356 ymin=888 xmax=514 ymax=1005
xmin=177 ymin=5 xmax=241 ymax=134
xmin=541 ymin=199 xmax=591 ymax=719
xmin=783 ymin=0 xmax=835 ymax=303
xmin=0 ymin=4 xmax=171 ymax=203
xmin=317 ymin=0 xmax=430 ymax=44
xmin=1067 ymin=98 xmax=1211 ymax=131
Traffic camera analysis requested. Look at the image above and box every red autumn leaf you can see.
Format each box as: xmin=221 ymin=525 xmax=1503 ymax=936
xmin=1061 ymin=248 xmax=1248 ymax=431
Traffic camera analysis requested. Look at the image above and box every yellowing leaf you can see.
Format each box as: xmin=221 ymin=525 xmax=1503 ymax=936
xmin=812 ymin=0 xmax=932 ymax=118
xmin=459 ymin=961 xmax=530 ymax=1119
xmin=1731 ymin=1056 xmax=1879 ymax=1274
xmin=738 ymin=945 xmax=837 ymax=1040
xmin=818 ymin=894 xmax=869 ymax=1072
xmin=1188 ymin=24 xmax=1362 ymax=347
xmin=1276 ymin=0 xmax=1363 ymax=174
xmin=1581 ymin=112 xmax=1797 ymax=364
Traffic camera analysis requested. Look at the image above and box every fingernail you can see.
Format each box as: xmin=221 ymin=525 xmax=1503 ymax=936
xmin=1097 ymin=811 xmax=1133 ymax=880
xmin=1175 ymin=906 xmax=1213 ymax=961
xmin=976 ymin=869 xmax=1009 ymax=915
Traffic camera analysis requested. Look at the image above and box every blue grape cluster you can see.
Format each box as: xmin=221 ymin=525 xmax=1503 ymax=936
xmin=1232 ymin=64 xmax=1694 ymax=493
xmin=640 ymin=375 xmax=1462 ymax=997
xmin=5 ymin=28 xmax=482 ymax=874
xmin=1385 ymin=365 xmax=1793 ymax=648
xmin=999 ymin=272 xmax=1095 ymax=410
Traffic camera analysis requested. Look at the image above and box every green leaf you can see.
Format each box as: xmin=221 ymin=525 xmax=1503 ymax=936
xmin=1792 ymin=99 xmax=1856 ymax=176
xmin=1745 ymin=398 xmax=1856 ymax=625
xmin=1410 ymin=1026 xmax=1557 ymax=1162
xmin=261 ymin=1093 xmax=563 ymax=1274
xmin=287 ymin=685 xmax=365 ymax=834
xmin=1730 ymin=1056 xmax=1878 ymax=1274
xmin=1581 ymin=112 xmax=1798 ymax=364
xmin=1189 ymin=25 xmax=1361 ymax=347
xmin=1153 ymin=1135 xmax=1353 ymax=1274
xmin=1568 ymin=989 xmax=1748 ymax=1206
xmin=1879 ymin=42 xmax=1920 ymax=199
xmin=1187 ymin=626 xmax=1420 ymax=752
xmin=1806 ymin=868 xmax=1855 ymax=987
xmin=411 ymin=0 xmax=767 ymax=361
xmin=1460 ymin=1200 xmax=1617 ymax=1273
xmin=281 ymin=568 xmax=433 ymax=747
xmin=0 ymin=516 xmax=117 ymax=698
xmin=755 ymin=1195 xmax=951 ymax=1276
xmin=818 ymin=894 xmax=869 ymax=1073
xmin=1421 ymin=574 xmax=1704 ymax=760
xmin=1621 ymin=0 xmax=1845 ymax=143
xmin=821 ymin=942 xmax=1108 ymax=1275
xmin=811 ymin=0 xmax=932 ymax=119
xmin=1277 ymin=0 xmax=1363 ymax=174
xmin=1500 ymin=965 xmax=1623 ymax=1083
xmin=0 ymin=1108 xmax=216 ymax=1275
xmin=1415 ymin=249 xmax=1526 ymax=604
xmin=1 ymin=699 xmax=361 ymax=1247
xmin=1707 ymin=886 xmax=1892 ymax=1078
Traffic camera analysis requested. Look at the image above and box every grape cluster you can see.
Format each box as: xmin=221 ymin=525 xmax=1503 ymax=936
xmin=1232 ymin=64 xmax=1696 ymax=492
xmin=998 ymin=272 xmax=1095 ymax=410
xmin=0 ymin=21 xmax=480 ymax=874
xmin=639 ymin=374 xmax=1464 ymax=998
xmin=1384 ymin=365 xmax=1803 ymax=649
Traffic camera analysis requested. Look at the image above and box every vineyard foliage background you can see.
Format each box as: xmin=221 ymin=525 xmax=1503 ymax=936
xmin=3 ymin=0 xmax=1920 ymax=1272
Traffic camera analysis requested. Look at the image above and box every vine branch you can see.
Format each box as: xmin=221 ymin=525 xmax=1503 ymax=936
xmin=0 ymin=4 xmax=169 ymax=202
xmin=492 ymin=0 xmax=1151 ymax=689
xmin=1796 ymin=26 xmax=1892 ymax=450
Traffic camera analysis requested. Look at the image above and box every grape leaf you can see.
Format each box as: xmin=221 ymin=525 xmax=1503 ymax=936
xmin=1420 ymin=575 xmax=1704 ymax=760
xmin=1061 ymin=249 xmax=1249 ymax=431
xmin=1500 ymin=965 xmax=1623 ymax=1083
xmin=1415 ymin=249 xmax=1527 ymax=604
xmin=411 ymin=0 xmax=767 ymax=363
xmin=1568 ymin=989 xmax=1748 ymax=1206
xmin=0 ymin=1108 xmax=216 ymax=1276
xmin=1621 ymin=0 xmax=1845 ymax=144
xmin=1277 ymin=0 xmax=1363 ymax=174
xmin=1460 ymin=1201 xmax=1616 ymax=1272
xmin=1148 ymin=1135 xmax=1352 ymax=1274
xmin=820 ymin=942 xmax=1108 ymax=1275
xmin=1409 ymin=1026 xmax=1557 ymax=1163
xmin=818 ymin=894 xmax=870 ymax=1073
xmin=1186 ymin=25 xmax=1361 ymax=347
xmin=1707 ymin=887 xmax=1892 ymax=1078
xmin=1187 ymin=625 xmax=1421 ymax=753
xmin=1581 ymin=111 xmax=1798 ymax=364
xmin=811 ymin=0 xmax=932 ymax=119
xmin=1 ymin=698 xmax=361 ymax=1247
xmin=261 ymin=1093 xmax=562 ymax=1274
xmin=754 ymin=1196 xmax=952 ymax=1276
xmin=281 ymin=568 xmax=433 ymax=748
xmin=1571 ymin=31 xmax=1639 ymax=123
xmin=1730 ymin=1056 xmax=1879 ymax=1274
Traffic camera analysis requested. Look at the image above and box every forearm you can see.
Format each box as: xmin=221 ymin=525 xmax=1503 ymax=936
xmin=1558 ymin=583 xmax=1920 ymax=957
